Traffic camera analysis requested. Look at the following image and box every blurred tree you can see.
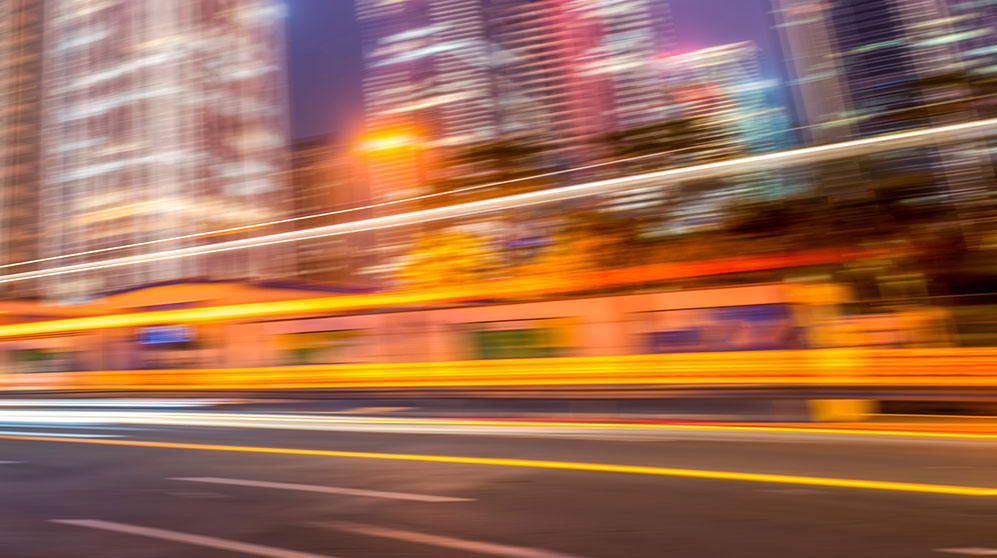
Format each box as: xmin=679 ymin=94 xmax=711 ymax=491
xmin=524 ymin=211 xmax=638 ymax=275
xmin=423 ymin=137 xmax=553 ymax=208
xmin=396 ymin=227 xmax=499 ymax=289
xmin=596 ymin=118 xmax=702 ymax=173
xmin=452 ymin=138 xmax=546 ymax=177
xmin=874 ymin=71 xmax=997 ymax=124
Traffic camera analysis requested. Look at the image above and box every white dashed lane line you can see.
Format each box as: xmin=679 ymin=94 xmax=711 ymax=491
xmin=320 ymin=520 xmax=592 ymax=558
xmin=51 ymin=519 xmax=339 ymax=558
xmin=170 ymin=476 xmax=474 ymax=503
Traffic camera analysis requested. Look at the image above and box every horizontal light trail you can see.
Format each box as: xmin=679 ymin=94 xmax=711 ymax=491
xmin=5 ymin=434 xmax=997 ymax=495
xmin=0 ymin=410 xmax=994 ymax=439
xmin=0 ymin=430 xmax=122 ymax=438
xmin=0 ymin=399 xmax=231 ymax=408
xmin=3 ymin=117 xmax=996 ymax=286
xmin=2 ymin=348 xmax=995 ymax=392
xmin=52 ymin=520 xmax=338 ymax=558
xmin=170 ymin=476 xmax=473 ymax=502
xmin=0 ymin=247 xmax=881 ymax=337
xmin=0 ymin=135 xmax=733 ymax=274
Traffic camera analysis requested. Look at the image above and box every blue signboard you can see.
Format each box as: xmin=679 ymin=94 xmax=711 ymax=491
xmin=645 ymin=304 xmax=801 ymax=353
xmin=138 ymin=325 xmax=195 ymax=345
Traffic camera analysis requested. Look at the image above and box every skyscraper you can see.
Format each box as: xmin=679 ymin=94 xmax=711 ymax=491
xmin=357 ymin=0 xmax=498 ymax=190
xmin=772 ymin=0 xmax=995 ymax=219
xmin=356 ymin=0 xmax=674 ymax=176
xmin=566 ymin=0 xmax=673 ymax=132
xmin=663 ymin=42 xmax=787 ymax=162
xmin=654 ymin=42 xmax=792 ymax=229
xmin=287 ymin=138 xmax=371 ymax=285
xmin=773 ymin=0 xmax=992 ymax=139
xmin=770 ymin=0 xmax=852 ymax=145
xmin=355 ymin=0 xmax=673 ymax=276
xmin=39 ymin=0 xmax=292 ymax=301
xmin=0 ymin=0 xmax=44 ymax=298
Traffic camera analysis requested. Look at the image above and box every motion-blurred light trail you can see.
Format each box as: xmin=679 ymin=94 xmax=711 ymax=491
xmin=0 ymin=247 xmax=887 ymax=337
xmin=1 ymin=116 xmax=995 ymax=286
xmin=2 ymin=349 xmax=994 ymax=392
xmin=0 ymin=410 xmax=994 ymax=439
xmin=5 ymin=434 xmax=996 ymax=495
xmin=0 ymin=399 xmax=232 ymax=408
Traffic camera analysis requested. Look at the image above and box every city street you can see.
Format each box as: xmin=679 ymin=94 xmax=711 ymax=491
xmin=3 ymin=1 xmax=997 ymax=556
xmin=1 ymin=403 xmax=995 ymax=557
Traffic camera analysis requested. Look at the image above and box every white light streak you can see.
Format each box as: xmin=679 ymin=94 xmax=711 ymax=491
xmin=3 ymin=118 xmax=995 ymax=285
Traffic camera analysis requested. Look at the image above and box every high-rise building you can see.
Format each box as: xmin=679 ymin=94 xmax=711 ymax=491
xmin=287 ymin=138 xmax=371 ymax=285
xmin=39 ymin=0 xmax=292 ymax=301
xmin=663 ymin=42 xmax=788 ymax=161
xmin=645 ymin=42 xmax=793 ymax=231
xmin=356 ymin=0 xmax=502 ymax=276
xmin=356 ymin=0 xmax=674 ymax=177
xmin=566 ymin=0 xmax=673 ymax=132
xmin=355 ymin=0 xmax=673 ymax=276
xmin=772 ymin=0 xmax=993 ymax=139
xmin=0 ymin=0 xmax=44 ymax=298
xmin=772 ymin=0 xmax=996 ymax=214
xmin=357 ymin=0 xmax=498 ymax=190
xmin=486 ymin=0 xmax=674 ymax=163
xmin=769 ymin=0 xmax=852 ymax=145
xmin=949 ymin=0 xmax=997 ymax=78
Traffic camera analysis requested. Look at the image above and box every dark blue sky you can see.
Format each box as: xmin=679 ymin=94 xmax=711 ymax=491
xmin=285 ymin=0 xmax=781 ymax=142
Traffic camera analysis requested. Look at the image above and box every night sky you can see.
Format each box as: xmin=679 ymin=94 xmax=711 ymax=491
xmin=285 ymin=0 xmax=782 ymax=142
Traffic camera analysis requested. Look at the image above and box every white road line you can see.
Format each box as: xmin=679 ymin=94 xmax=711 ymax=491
xmin=0 ymin=430 xmax=123 ymax=438
xmin=171 ymin=477 xmax=473 ymax=503
xmin=0 ymin=461 xmax=22 ymax=464
xmin=322 ymin=520 xmax=591 ymax=558
xmin=936 ymin=549 xmax=997 ymax=555
xmin=51 ymin=519 xmax=339 ymax=558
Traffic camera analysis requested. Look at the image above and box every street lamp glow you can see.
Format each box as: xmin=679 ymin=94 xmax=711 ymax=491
xmin=359 ymin=132 xmax=418 ymax=152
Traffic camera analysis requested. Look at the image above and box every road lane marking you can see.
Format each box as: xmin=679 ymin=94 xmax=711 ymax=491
xmin=4 ymin=434 xmax=997 ymax=496
xmin=51 ymin=519 xmax=339 ymax=558
xmin=936 ymin=549 xmax=997 ymax=555
xmin=323 ymin=520 xmax=589 ymax=558
xmin=171 ymin=476 xmax=473 ymax=502
xmin=0 ymin=461 xmax=22 ymax=464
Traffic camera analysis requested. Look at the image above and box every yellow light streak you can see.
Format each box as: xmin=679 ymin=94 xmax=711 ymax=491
xmin=2 ymin=350 xmax=996 ymax=391
xmin=0 ymin=434 xmax=993 ymax=496
xmin=0 ymin=246 xmax=913 ymax=337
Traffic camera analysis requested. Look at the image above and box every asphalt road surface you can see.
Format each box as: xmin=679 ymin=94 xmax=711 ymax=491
xmin=1 ymin=402 xmax=996 ymax=558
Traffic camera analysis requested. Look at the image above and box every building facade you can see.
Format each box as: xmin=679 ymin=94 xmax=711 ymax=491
xmin=39 ymin=0 xmax=292 ymax=301
xmin=663 ymin=42 xmax=787 ymax=162
xmin=355 ymin=0 xmax=674 ymax=278
xmin=0 ymin=0 xmax=45 ymax=298
xmin=287 ymin=138 xmax=372 ymax=285
xmin=772 ymin=0 xmax=996 ymax=213
xmin=773 ymin=0 xmax=996 ymax=138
